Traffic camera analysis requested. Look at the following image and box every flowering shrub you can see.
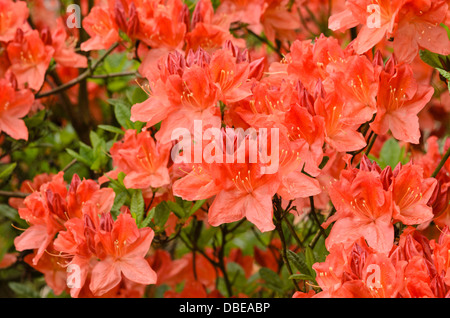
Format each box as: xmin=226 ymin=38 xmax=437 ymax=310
xmin=0 ymin=0 xmax=449 ymax=299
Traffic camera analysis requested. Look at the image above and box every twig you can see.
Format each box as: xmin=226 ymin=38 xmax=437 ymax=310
xmin=364 ymin=133 xmax=378 ymax=156
xmin=90 ymin=71 xmax=140 ymax=79
xmin=432 ymin=145 xmax=450 ymax=178
xmin=283 ymin=216 xmax=303 ymax=248
xmin=297 ymin=7 xmax=316 ymax=37
xmin=218 ymin=225 xmax=233 ymax=297
xmin=62 ymin=159 xmax=77 ymax=172
xmin=309 ymin=206 xmax=335 ymax=249
xmin=350 ymin=131 xmax=374 ymax=164
xmin=36 ymin=43 xmax=119 ymax=99
xmin=308 ymin=196 xmax=326 ymax=239
xmin=273 ymin=196 xmax=300 ymax=291
xmin=246 ymin=28 xmax=282 ymax=57
xmin=0 ymin=190 xmax=28 ymax=198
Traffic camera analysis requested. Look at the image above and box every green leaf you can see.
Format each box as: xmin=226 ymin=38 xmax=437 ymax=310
xmin=287 ymin=250 xmax=312 ymax=276
xmin=419 ymin=50 xmax=445 ymax=69
xmin=111 ymin=190 xmax=128 ymax=218
xmin=108 ymin=98 xmax=144 ymax=131
xmin=153 ymin=201 xmax=171 ymax=229
xmin=89 ymin=130 xmax=101 ymax=147
xmin=189 ymin=199 xmax=206 ymax=216
xmin=378 ymin=138 xmax=402 ymax=169
xmin=166 ymin=200 xmax=185 ymax=219
xmin=218 ymin=262 xmax=247 ymax=295
xmin=197 ymin=226 xmax=219 ymax=249
xmin=0 ymin=222 xmax=17 ymax=261
xmin=8 ymin=282 xmax=40 ymax=298
xmin=259 ymin=267 xmax=285 ymax=294
xmin=437 ymin=68 xmax=450 ymax=81
xmin=66 ymin=148 xmax=90 ymax=166
xmin=107 ymin=80 xmax=129 ymax=92
xmin=0 ymin=204 xmax=19 ymax=221
xmin=289 ymin=273 xmax=315 ymax=281
xmin=130 ymin=190 xmax=145 ymax=224
xmin=139 ymin=207 xmax=156 ymax=228
xmin=24 ymin=110 xmax=46 ymax=128
xmin=0 ymin=163 xmax=16 ymax=180
xmin=98 ymin=125 xmax=125 ymax=135
xmin=305 ymin=247 xmax=316 ymax=278
xmin=108 ymin=98 xmax=134 ymax=130
xmin=442 ymin=23 xmax=450 ymax=39
xmin=127 ymin=85 xmax=149 ymax=105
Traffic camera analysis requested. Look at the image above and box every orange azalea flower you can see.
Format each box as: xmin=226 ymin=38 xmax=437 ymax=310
xmin=80 ymin=6 xmax=120 ymax=51
xmin=329 ymin=0 xmax=406 ymax=54
xmin=8 ymin=173 xmax=55 ymax=211
xmin=135 ymin=0 xmax=188 ymax=50
xmin=370 ymin=57 xmax=434 ymax=144
xmin=6 ymin=29 xmax=54 ymax=91
xmin=14 ymin=173 xmax=114 ymax=265
xmin=132 ymin=49 xmax=222 ymax=144
xmin=259 ymin=0 xmax=301 ymax=45
xmin=0 ymin=77 xmax=34 ymax=140
xmin=89 ymin=212 xmax=157 ymax=296
xmin=314 ymin=88 xmax=367 ymax=152
xmin=324 ymin=54 xmax=379 ymax=125
xmin=326 ymin=166 xmax=394 ymax=253
xmin=24 ymin=245 xmax=68 ymax=296
xmin=50 ymin=18 xmax=88 ymax=68
xmin=0 ymin=0 xmax=29 ymax=42
xmin=109 ymin=129 xmax=172 ymax=190
xmin=185 ymin=0 xmax=242 ymax=53
xmin=216 ymin=0 xmax=264 ymax=28
xmin=389 ymin=163 xmax=437 ymax=225
xmin=394 ymin=0 xmax=450 ymax=63
xmin=173 ymin=130 xmax=281 ymax=232
xmin=209 ymin=45 xmax=253 ymax=103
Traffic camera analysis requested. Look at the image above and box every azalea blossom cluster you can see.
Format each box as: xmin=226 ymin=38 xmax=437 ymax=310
xmin=124 ymin=30 xmax=439 ymax=233
xmin=295 ymin=226 xmax=450 ymax=298
xmin=329 ymin=0 xmax=450 ymax=63
xmin=0 ymin=0 xmax=88 ymax=140
xmin=0 ymin=0 xmax=449 ymax=299
xmin=13 ymin=172 xmax=157 ymax=297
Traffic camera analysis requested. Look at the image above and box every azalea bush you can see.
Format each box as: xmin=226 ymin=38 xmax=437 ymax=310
xmin=0 ymin=0 xmax=449 ymax=299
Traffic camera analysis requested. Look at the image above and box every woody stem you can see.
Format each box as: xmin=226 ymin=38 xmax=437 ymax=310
xmin=218 ymin=225 xmax=233 ymax=297
xmin=308 ymin=196 xmax=326 ymax=239
xmin=431 ymin=146 xmax=450 ymax=178
xmin=0 ymin=190 xmax=28 ymax=198
xmin=245 ymin=28 xmax=282 ymax=57
xmin=273 ymin=196 xmax=300 ymax=292
xmin=284 ymin=215 xmax=303 ymax=248
xmin=35 ymin=42 xmax=119 ymax=99
xmin=309 ymin=206 xmax=335 ymax=249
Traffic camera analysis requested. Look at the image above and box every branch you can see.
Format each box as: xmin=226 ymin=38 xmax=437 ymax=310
xmin=0 ymin=190 xmax=28 ymax=198
xmin=309 ymin=206 xmax=335 ymax=249
xmin=273 ymin=196 xmax=300 ymax=291
xmin=283 ymin=215 xmax=303 ymax=247
xmin=432 ymin=145 xmax=450 ymax=178
xmin=246 ymin=28 xmax=282 ymax=57
xmin=90 ymin=71 xmax=140 ymax=79
xmin=62 ymin=158 xmax=77 ymax=172
xmin=308 ymin=196 xmax=326 ymax=239
xmin=35 ymin=43 xmax=120 ymax=99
